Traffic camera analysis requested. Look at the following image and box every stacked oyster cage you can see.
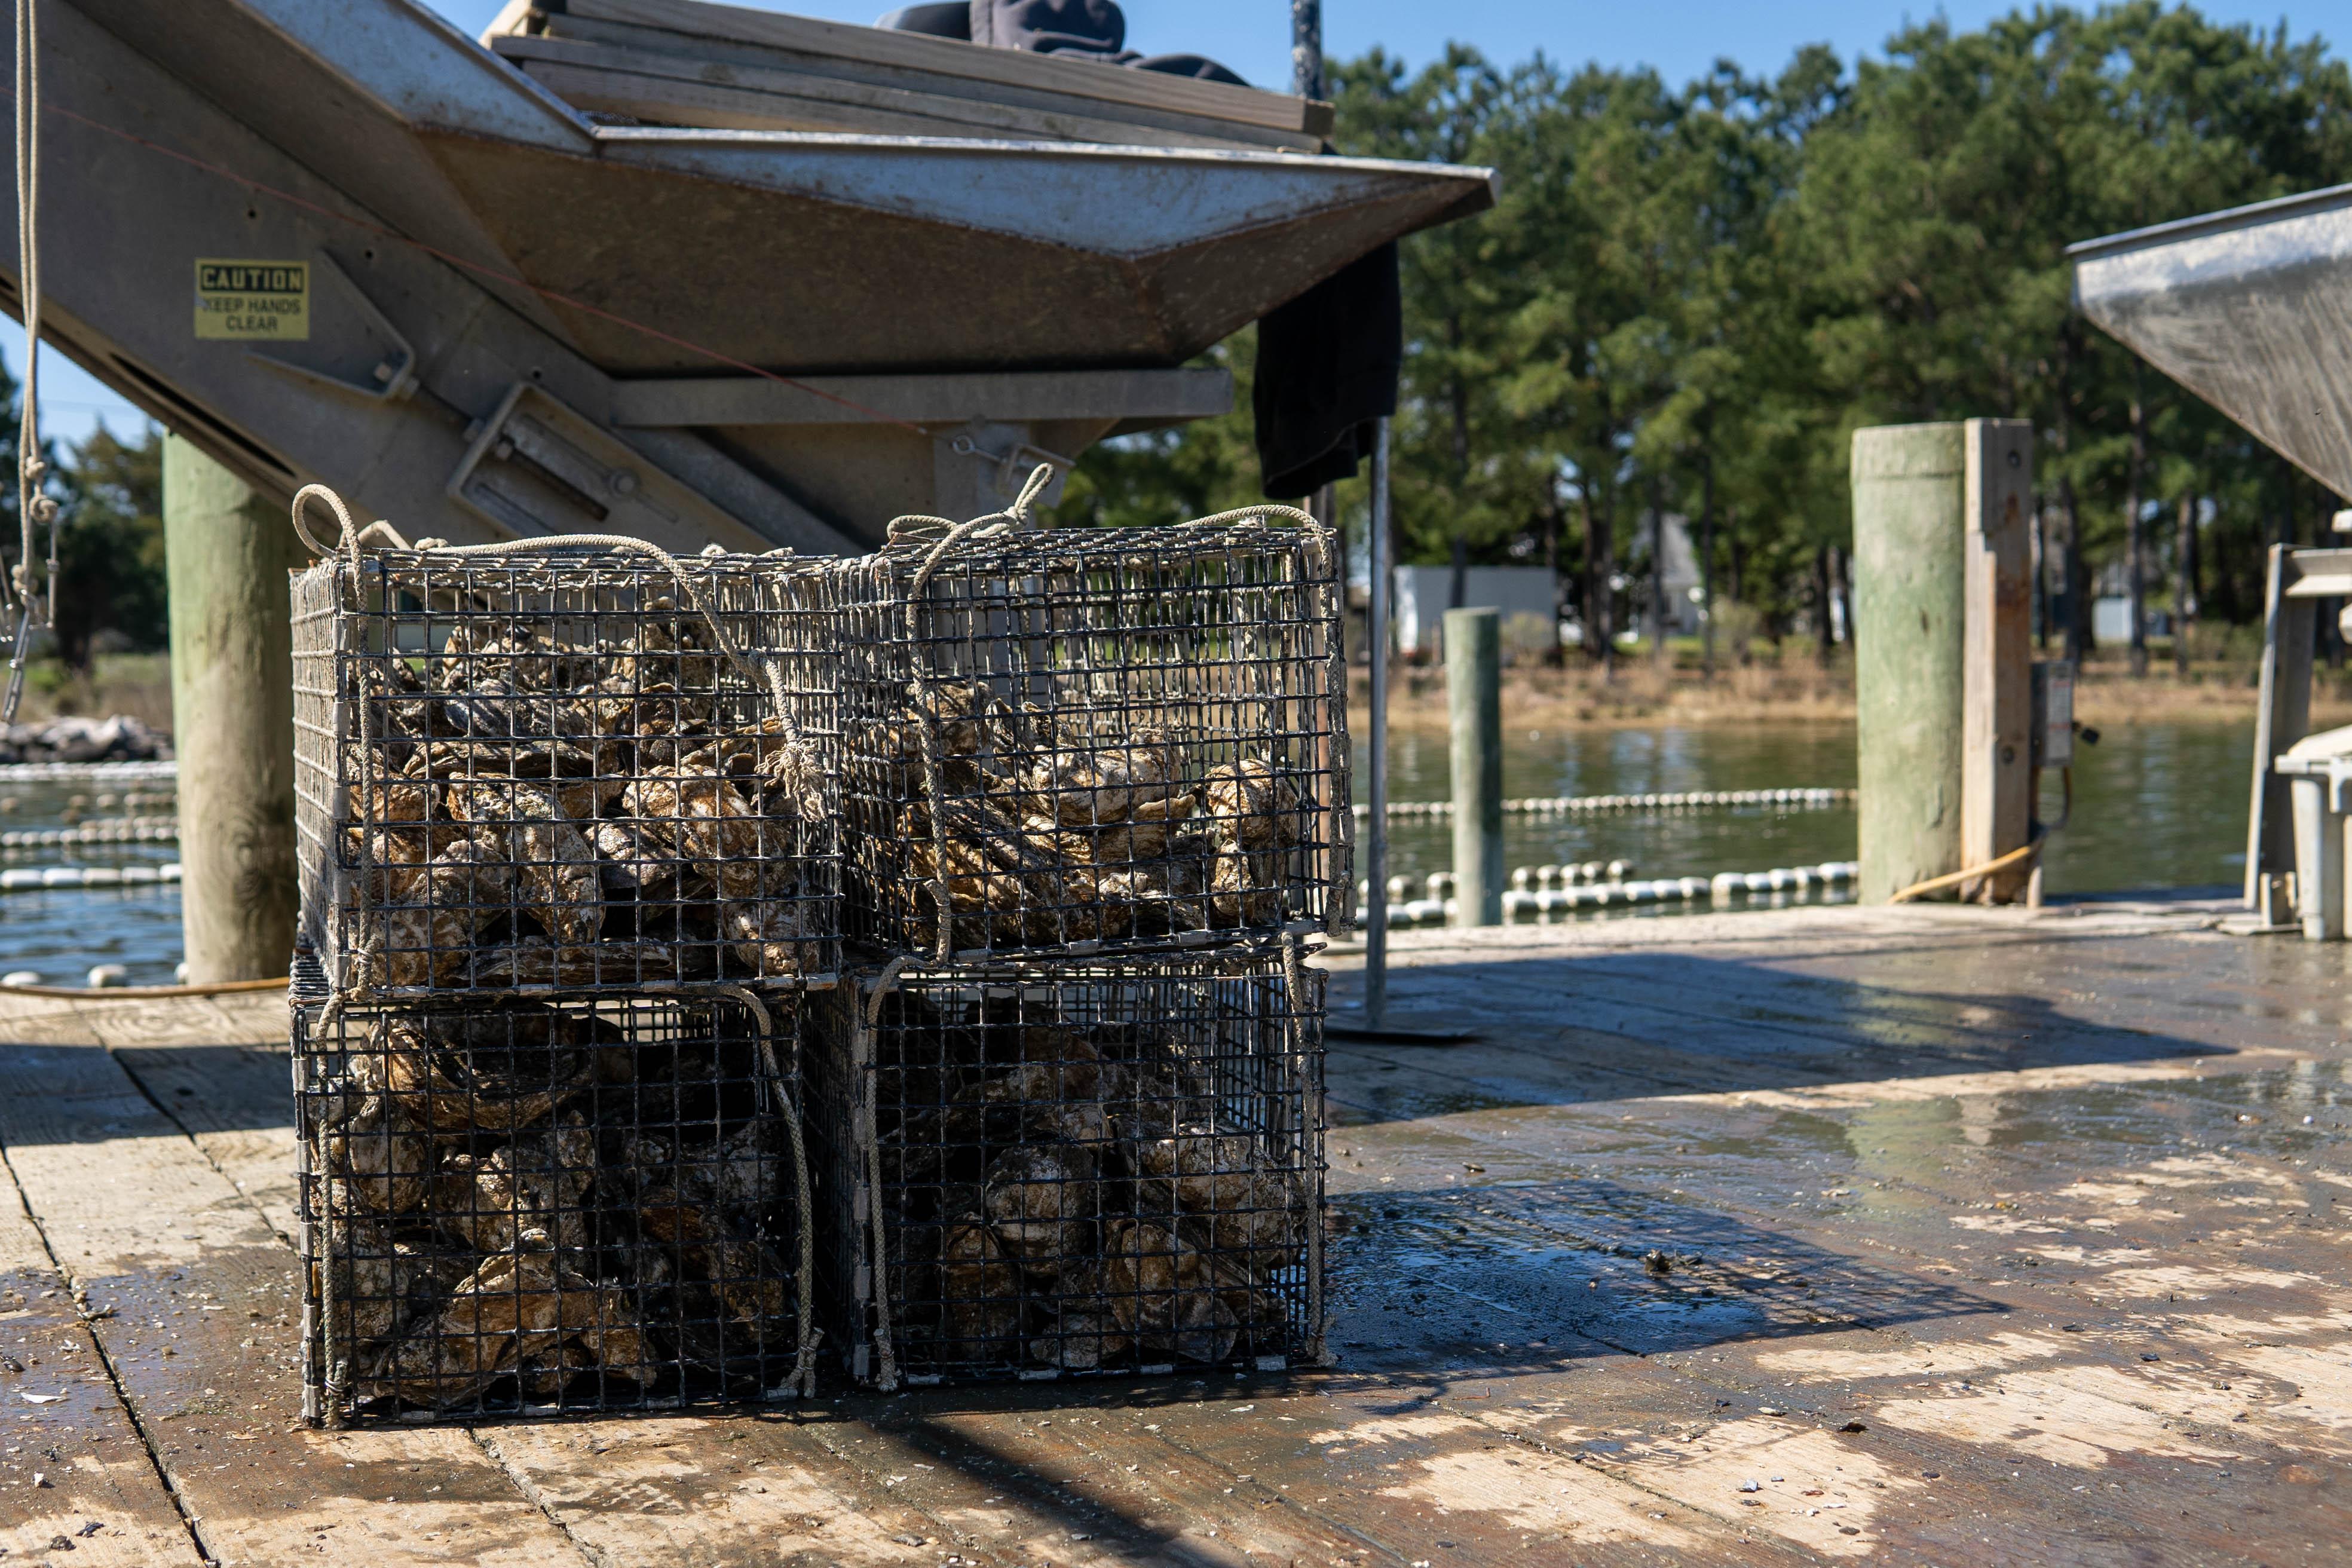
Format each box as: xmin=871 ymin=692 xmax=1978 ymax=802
xmin=287 ymin=547 xmax=837 ymax=1422
xmin=810 ymin=517 xmax=1346 ymax=1385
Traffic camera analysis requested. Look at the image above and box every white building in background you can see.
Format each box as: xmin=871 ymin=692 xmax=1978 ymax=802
xmin=1646 ymin=512 xmax=1704 ymax=638
xmin=1392 ymin=565 xmax=1558 ymax=656
xmin=2093 ymin=596 xmax=2169 ymax=643
xmin=1385 ymin=514 xmax=1706 ymax=656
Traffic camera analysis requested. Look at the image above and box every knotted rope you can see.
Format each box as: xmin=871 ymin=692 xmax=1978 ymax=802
xmin=1281 ymin=931 xmax=1327 ymax=1362
xmin=2 ymin=0 xmax=55 ymax=723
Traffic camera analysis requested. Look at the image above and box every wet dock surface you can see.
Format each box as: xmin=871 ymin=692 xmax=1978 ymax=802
xmin=2 ymin=895 xmax=2346 ymax=1564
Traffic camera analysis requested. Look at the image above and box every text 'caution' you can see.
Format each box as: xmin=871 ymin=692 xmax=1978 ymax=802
xmin=194 ymin=258 xmax=308 ymax=340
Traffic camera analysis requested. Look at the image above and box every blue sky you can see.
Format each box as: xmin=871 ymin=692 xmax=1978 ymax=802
xmin=16 ymin=0 xmax=2333 ymax=445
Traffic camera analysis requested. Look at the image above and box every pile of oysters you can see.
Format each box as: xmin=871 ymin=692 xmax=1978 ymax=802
xmin=337 ymin=590 xmax=830 ymax=989
xmin=856 ymin=681 xmax=1312 ymax=950
xmin=310 ymin=1000 xmax=798 ymax=1410
xmin=878 ymin=1009 xmax=1308 ymax=1373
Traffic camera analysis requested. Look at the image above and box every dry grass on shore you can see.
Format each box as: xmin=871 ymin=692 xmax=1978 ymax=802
xmin=14 ymin=647 xmax=2351 ymax=745
xmin=1353 ymin=652 xmax=2352 ymax=731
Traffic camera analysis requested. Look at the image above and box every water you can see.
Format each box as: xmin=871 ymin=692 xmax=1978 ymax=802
xmin=1358 ymin=718 xmax=2252 ymax=901
xmin=0 ymin=778 xmax=183 ymax=985
xmin=0 ymin=721 xmax=2257 ymax=982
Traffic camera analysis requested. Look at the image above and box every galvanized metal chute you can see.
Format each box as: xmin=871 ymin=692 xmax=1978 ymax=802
xmin=2070 ymin=185 xmax=2352 ymax=503
xmin=2070 ymin=188 xmax=2352 ymax=930
xmin=16 ymin=0 xmax=1495 ymax=550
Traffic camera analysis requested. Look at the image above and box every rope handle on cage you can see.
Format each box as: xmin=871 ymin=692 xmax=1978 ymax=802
xmin=856 ymin=957 xmax=911 ymax=1391
xmin=889 ymin=467 xmax=1330 ymax=959
xmin=292 ymin=484 xmax=798 ymax=717
xmin=719 ymin=984 xmax=823 ymax=1399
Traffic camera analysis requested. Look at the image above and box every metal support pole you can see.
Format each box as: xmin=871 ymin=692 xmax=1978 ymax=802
xmin=1290 ymin=0 xmax=1323 ymax=100
xmin=1364 ymin=419 xmax=1391 ymax=1024
xmin=164 ymin=434 xmax=301 ymax=981
xmin=1445 ymin=605 xmax=1502 ymax=926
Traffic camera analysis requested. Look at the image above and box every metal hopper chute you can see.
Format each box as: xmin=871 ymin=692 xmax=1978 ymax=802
xmin=2073 ymin=185 xmax=2352 ymax=926
xmin=11 ymin=0 xmax=1496 ymax=550
xmin=2070 ymin=185 xmax=2352 ymax=499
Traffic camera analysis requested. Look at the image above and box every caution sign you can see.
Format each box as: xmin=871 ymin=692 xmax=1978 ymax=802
xmin=194 ymin=259 xmax=308 ymax=340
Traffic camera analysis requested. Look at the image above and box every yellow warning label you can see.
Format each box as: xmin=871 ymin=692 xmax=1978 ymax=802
xmin=194 ymin=258 xmax=308 ymax=340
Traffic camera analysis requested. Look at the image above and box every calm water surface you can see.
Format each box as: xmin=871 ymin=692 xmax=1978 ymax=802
xmin=1358 ymin=718 xmax=2250 ymax=900
xmin=0 ymin=720 xmax=2254 ymax=982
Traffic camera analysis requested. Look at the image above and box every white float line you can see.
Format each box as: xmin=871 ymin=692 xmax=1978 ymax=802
xmin=1359 ymin=861 xmax=1860 ymax=926
xmin=1352 ymin=787 xmax=1852 ymax=819
xmin=0 ymin=862 xmax=182 ymax=892
xmin=0 ymin=760 xmax=177 ymax=782
xmin=1 ymin=821 xmax=180 ymax=850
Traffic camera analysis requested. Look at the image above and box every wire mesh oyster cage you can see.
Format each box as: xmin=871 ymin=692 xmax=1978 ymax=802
xmin=293 ymin=975 xmax=814 ymax=1422
xmin=290 ymin=545 xmax=839 ymax=999
xmin=832 ymin=512 xmax=1350 ymax=960
xmin=806 ymin=943 xmax=1326 ymax=1386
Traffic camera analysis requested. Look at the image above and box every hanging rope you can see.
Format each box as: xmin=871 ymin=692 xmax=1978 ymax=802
xmin=718 ymin=983 xmax=822 ymax=1399
xmin=858 ymin=957 xmax=911 ymax=1392
xmin=1279 ymin=932 xmax=1326 ymax=1361
xmin=2 ymin=0 xmax=54 ymax=724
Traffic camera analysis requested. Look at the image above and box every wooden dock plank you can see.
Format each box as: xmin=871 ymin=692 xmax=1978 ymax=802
xmin=471 ymin=1417 xmax=961 ymax=1567
xmin=0 ymin=1042 xmax=589 ymax=1568
xmin=0 ymin=899 xmax=2341 ymax=1565
xmin=1312 ymin=905 xmax=2350 ymax=1565
xmin=100 ymin=1008 xmax=1033 ymax=1567
xmin=0 ymin=1144 xmax=200 ymax=1564
xmin=110 ymin=1043 xmax=300 ymax=1244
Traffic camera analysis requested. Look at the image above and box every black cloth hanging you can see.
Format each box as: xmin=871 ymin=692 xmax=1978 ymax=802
xmin=1251 ymin=242 xmax=1402 ymax=499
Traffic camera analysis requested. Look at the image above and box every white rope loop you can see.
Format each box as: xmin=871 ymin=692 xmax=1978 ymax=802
xmin=291 ymin=485 xmax=794 ymax=715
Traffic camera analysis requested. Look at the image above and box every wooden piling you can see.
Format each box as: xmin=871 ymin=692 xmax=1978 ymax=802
xmin=163 ymin=436 xmax=300 ymax=981
xmin=1961 ymin=419 xmax=2035 ymax=902
xmin=1852 ymin=423 xmax=1966 ymax=904
xmin=1445 ymin=605 xmax=1502 ymax=925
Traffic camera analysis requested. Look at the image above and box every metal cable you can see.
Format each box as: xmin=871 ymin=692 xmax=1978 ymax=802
xmin=1281 ymin=932 xmax=1324 ymax=1359
xmin=720 ymin=982 xmax=822 ymax=1398
xmin=858 ymin=957 xmax=910 ymax=1392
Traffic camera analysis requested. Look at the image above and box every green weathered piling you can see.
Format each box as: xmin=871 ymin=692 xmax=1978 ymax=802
xmin=164 ymin=436 xmax=302 ymax=981
xmin=1852 ymin=422 xmax=1967 ymax=904
xmin=1446 ymin=605 xmax=1503 ymax=925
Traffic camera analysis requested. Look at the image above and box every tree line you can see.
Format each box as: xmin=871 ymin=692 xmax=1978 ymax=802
xmin=16 ymin=4 xmax=2352 ymax=675
xmin=1053 ymin=2 xmax=2352 ymax=672
xmin=0 ymin=359 xmax=165 ymax=672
